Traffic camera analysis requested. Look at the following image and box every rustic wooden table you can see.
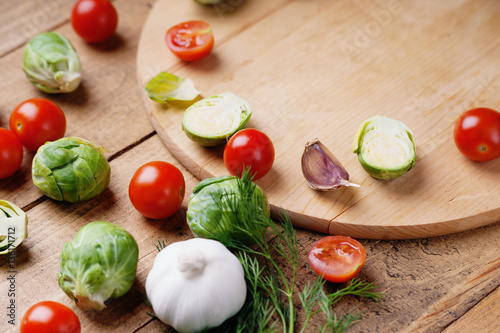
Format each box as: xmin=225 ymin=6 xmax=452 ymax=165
xmin=0 ymin=1 xmax=499 ymax=332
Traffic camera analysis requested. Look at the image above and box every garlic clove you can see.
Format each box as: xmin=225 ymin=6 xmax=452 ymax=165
xmin=301 ymin=138 xmax=361 ymax=191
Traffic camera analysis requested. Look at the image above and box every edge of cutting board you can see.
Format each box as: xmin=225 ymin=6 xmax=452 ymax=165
xmin=136 ymin=0 xmax=500 ymax=239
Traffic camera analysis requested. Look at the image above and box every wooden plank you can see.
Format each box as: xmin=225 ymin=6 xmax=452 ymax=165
xmin=0 ymin=1 xmax=498 ymax=332
xmin=330 ymin=222 xmax=500 ymax=332
xmin=137 ymin=0 xmax=500 ymax=239
xmin=1 ymin=137 xmax=499 ymax=332
xmin=0 ymin=135 xmax=198 ymax=332
xmin=0 ymin=0 xmax=155 ymax=207
xmin=0 ymin=0 xmax=75 ymax=57
xmin=442 ymin=287 xmax=500 ymax=333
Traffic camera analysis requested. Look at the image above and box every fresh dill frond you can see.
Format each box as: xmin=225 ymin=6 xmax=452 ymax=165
xmin=320 ymin=310 xmax=363 ymax=333
xmin=155 ymin=238 xmax=167 ymax=252
xmin=146 ymin=169 xmax=383 ymax=332
xmin=328 ymin=278 xmax=384 ymax=305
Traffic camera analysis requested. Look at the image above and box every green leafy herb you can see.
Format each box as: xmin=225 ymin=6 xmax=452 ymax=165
xmin=148 ymin=170 xmax=383 ymax=331
xmin=206 ymin=170 xmax=384 ymax=332
xmin=155 ymin=238 xmax=167 ymax=252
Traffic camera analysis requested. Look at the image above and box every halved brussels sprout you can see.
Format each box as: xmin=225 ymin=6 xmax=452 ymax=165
xmin=353 ymin=115 xmax=417 ymax=180
xmin=32 ymin=137 xmax=110 ymax=202
xmin=58 ymin=221 xmax=139 ymax=310
xmin=0 ymin=200 xmax=28 ymax=255
xmin=182 ymin=92 xmax=252 ymax=146
xmin=22 ymin=32 xmax=81 ymax=94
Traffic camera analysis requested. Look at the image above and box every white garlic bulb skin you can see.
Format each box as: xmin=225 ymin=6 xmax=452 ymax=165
xmin=146 ymin=238 xmax=247 ymax=333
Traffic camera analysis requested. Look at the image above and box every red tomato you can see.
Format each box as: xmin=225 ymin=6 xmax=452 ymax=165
xmin=20 ymin=301 xmax=81 ymax=333
xmin=308 ymin=236 xmax=366 ymax=283
xmin=165 ymin=20 xmax=214 ymax=61
xmin=71 ymin=0 xmax=118 ymax=43
xmin=453 ymin=107 xmax=500 ymax=162
xmin=0 ymin=128 xmax=23 ymax=179
xmin=223 ymin=129 xmax=275 ymax=180
xmin=10 ymin=98 xmax=66 ymax=152
xmin=129 ymin=161 xmax=185 ymax=219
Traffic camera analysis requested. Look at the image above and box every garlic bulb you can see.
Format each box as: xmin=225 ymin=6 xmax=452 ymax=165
xmin=302 ymin=138 xmax=361 ymax=191
xmin=145 ymin=238 xmax=247 ymax=333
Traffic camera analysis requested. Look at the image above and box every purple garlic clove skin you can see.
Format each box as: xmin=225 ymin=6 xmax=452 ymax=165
xmin=301 ymin=138 xmax=361 ymax=191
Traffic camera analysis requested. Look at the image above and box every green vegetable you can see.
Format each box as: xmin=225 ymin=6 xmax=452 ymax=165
xmin=0 ymin=200 xmax=28 ymax=255
xmin=352 ymin=115 xmax=417 ymax=180
xmin=32 ymin=137 xmax=110 ymax=203
xmin=186 ymin=174 xmax=269 ymax=246
xmin=58 ymin=221 xmax=139 ymax=311
xmin=204 ymin=173 xmax=383 ymax=332
xmin=145 ymin=72 xmax=200 ymax=103
xmin=22 ymin=32 xmax=81 ymax=93
xmin=182 ymin=92 xmax=252 ymax=146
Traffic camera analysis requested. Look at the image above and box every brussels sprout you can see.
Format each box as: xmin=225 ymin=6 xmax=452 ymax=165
xmin=0 ymin=200 xmax=28 ymax=255
xmin=145 ymin=72 xmax=200 ymax=103
xmin=187 ymin=175 xmax=270 ymax=245
xmin=58 ymin=221 xmax=139 ymax=311
xmin=352 ymin=115 xmax=417 ymax=180
xmin=32 ymin=137 xmax=110 ymax=203
xmin=22 ymin=32 xmax=81 ymax=93
xmin=182 ymin=92 xmax=252 ymax=146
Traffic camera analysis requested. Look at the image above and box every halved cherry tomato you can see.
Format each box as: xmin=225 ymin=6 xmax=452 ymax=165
xmin=165 ymin=20 xmax=214 ymax=61
xmin=0 ymin=128 xmax=23 ymax=179
xmin=223 ymin=128 xmax=275 ymax=180
xmin=129 ymin=161 xmax=185 ymax=219
xmin=10 ymin=98 xmax=66 ymax=152
xmin=453 ymin=107 xmax=500 ymax=162
xmin=20 ymin=301 xmax=81 ymax=333
xmin=308 ymin=236 xmax=366 ymax=283
xmin=71 ymin=0 xmax=118 ymax=43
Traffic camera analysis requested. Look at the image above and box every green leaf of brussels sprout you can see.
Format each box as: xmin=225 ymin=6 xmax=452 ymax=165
xmin=352 ymin=115 xmax=417 ymax=180
xmin=0 ymin=200 xmax=28 ymax=255
xmin=182 ymin=92 xmax=252 ymax=146
xmin=22 ymin=32 xmax=82 ymax=93
xmin=32 ymin=137 xmax=111 ymax=202
xmin=58 ymin=221 xmax=139 ymax=311
xmin=186 ymin=175 xmax=270 ymax=246
xmin=145 ymin=72 xmax=200 ymax=103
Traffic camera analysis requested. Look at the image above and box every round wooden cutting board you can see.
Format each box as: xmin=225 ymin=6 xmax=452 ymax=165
xmin=137 ymin=0 xmax=500 ymax=239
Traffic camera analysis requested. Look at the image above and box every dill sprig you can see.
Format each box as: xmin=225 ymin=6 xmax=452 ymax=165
xmin=149 ymin=169 xmax=383 ymax=332
xmin=155 ymin=238 xmax=167 ymax=252
xmin=207 ymin=169 xmax=383 ymax=332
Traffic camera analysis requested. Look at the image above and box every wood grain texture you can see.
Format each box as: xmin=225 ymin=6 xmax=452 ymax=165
xmin=0 ymin=0 xmax=75 ymax=57
xmin=443 ymin=286 xmax=500 ymax=333
xmin=0 ymin=0 xmax=155 ymax=208
xmin=137 ymin=0 xmax=500 ymax=239
xmin=0 ymin=0 xmax=499 ymax=332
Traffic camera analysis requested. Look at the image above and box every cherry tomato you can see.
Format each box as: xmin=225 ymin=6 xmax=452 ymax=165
xmin=129 ymin=161 xmax=185 ymax=219
xmin=165 ymin=20 xmax=214 ymax=61
xmin=10 ymin=98 xmax=66 ymax=152
xmin=0 ymin=128 xmax=23 ymax=179
xmin=223 ymin=128 xmax=275 ymax=180
xmin=453 ymin=107 xmax=500 ymax=162
xmin=20 ymin=301 xmax=81 ymax=333
xmin=308 ymin=236 xmax=366 ymax=283
xmin=71 ymin=0 xmax=118 ymax=43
